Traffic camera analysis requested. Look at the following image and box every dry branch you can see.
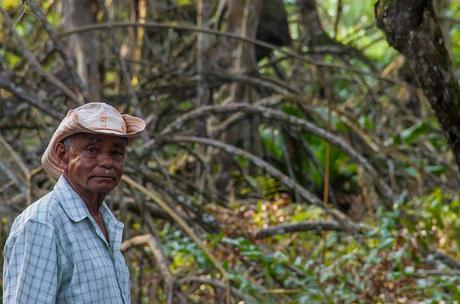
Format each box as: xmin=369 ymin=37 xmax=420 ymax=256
xmin=160 ymin=103 xmax=395 ymax=203
xmin=178 ymin=276 xmax=255 ymax=302
xmin=210 ymin=95 xmax=285 ymax=137
xmin=58 ymin=21 xmax=412 ymax=89
xmin=97 ymin=0 xmax=141 ymax=113
xmin=26 ymin=0 xmax=85 ymax=95
xmin=0 ymin=73 xmax=61 ymax=119
xmin=212 ymin=70 xmax=297 ymax=95
xmin=121 ymin=234 xmax=174 ymax=303
xmin=254 ymin=220 xmax=343 ymax=239
xmin=165 ymin=136 xmax=361 ymax=234
xmin=431 ymin=250 xmax=460 ymax=270
xmin=0 ymin=7 xmax=82 ymax=105
xmin=121 ymin=175 xmax=228 ymax=280
xmin=0 ymin=135 xmax=29 ymax=193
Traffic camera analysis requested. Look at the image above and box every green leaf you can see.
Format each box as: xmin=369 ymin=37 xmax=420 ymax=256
xmin=378 ymin=237 xmax=394 ymax=249
xmin=400 ymin=121 xmax=428 ymax=144
xmin=176 ymin=0 xmax=192 ymax=5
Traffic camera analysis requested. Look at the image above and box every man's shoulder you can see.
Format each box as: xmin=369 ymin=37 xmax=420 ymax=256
xmin=11 ymin=189 xmax=63 ymax=233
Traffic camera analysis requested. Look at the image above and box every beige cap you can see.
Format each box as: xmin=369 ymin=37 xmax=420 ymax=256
xmin=41 ymin=102 xmax=146 ymax=178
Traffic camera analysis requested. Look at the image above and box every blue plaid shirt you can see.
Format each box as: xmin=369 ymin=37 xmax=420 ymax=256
xmin=3 ymin=176 xmax=130 ymax=303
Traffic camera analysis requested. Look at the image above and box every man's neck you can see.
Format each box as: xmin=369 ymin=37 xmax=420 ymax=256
xmin=62 ymin=175 xmax=106 ymax=216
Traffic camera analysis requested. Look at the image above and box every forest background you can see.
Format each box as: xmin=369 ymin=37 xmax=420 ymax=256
xmin=1 ymin=0 xmax=460 ymax=303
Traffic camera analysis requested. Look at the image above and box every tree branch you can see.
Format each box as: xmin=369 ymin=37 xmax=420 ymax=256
xmin=121 ymin=175 xmax=228 ymax=280
xmin=0 ymin=7 xmax=82 ymax=105
xmin=159 ymin=103 xmax=395 ymax=203
xmin=165 ymin=136 xmax=361 ymax=234
xmin=0 ymin=73 xmax=61 ymax=119
xmin=121 ymin=234 xmax=174 ymax=303
xmin=254 ymin=220 xmax=344 ymax=239
xmin=58 ymin=21 xmax=410 ymax=88
xmin=26 ymin=0 xmax=85 ymax=95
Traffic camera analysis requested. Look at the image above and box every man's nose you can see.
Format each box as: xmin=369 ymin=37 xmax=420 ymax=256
xmin=98 ymin=152 xmax=113 ymax=168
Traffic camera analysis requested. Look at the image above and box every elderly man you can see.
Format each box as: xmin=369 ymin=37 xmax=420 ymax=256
xmin=3 ymin=102 xmax=145 ymax=303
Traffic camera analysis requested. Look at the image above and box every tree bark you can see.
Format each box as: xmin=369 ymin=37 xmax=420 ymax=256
xmin=61 ymin=0 xmax=102 ymax=100
xmin=228 ymin=0 xmax=263 ymax=161
xmin=214 ymin=0 xmax=263 ymax=192
xmin=375 ymin=0 xmax=460 ymax=171
xmin=196 ymin=0 xmax=212 ymax=133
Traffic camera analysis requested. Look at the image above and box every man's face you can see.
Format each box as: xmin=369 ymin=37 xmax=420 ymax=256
xmin=60 ymin=133 xmax=127 ymax=196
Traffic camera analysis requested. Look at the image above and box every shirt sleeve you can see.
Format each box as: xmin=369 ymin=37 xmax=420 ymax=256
xmin=3 ymin=220 xmax=59 ymax=304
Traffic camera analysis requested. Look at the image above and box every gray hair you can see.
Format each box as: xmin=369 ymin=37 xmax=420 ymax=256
xmin=61 ymin=136 xmax=74 ymax=149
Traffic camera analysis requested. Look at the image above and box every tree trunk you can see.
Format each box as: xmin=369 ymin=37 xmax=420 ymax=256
xmin=196 ymin=0 xmax=212 ymax=133
xmin=227 ymin=0 xmax=263 ymax=161
xmin=61 ymin=0 xmax=102 ymax=100
xmin=214 ymin=0 xmax=263 ymax=192
xmin=375 ymin=0 xmax=460 ymax=171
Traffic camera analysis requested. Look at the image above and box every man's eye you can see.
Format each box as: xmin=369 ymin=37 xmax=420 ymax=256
xmin=112 ymin=150 xmax=124 ymax=157
xmin=87 ymin=147 xmax=98 ymax=154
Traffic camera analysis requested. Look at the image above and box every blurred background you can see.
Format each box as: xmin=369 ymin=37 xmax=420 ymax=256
xmin=1 ymin=0 xmax=460 ymax=302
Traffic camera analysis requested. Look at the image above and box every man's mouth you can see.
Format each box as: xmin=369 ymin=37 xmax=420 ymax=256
xmin=92 ymin=175 xmax=116 ymax=180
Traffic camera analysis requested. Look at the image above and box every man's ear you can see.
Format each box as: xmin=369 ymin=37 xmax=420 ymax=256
xmin=54 ymin=142 xmax=69 ymax=170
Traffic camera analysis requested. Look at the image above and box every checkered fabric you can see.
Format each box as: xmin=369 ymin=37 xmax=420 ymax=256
xmin=3 ymin=176 xmax=130 ymax=304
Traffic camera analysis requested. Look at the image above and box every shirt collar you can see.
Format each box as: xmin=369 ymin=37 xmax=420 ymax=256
xmin=54 ymin=176 xmax=89 ymax=222
xmin=54 ymin=176 xmax=122 ymax=225
xmin=101 ymin=202 xmax=124 ymax=250
xmin=54 ymin=176 xmax=124 ymax=249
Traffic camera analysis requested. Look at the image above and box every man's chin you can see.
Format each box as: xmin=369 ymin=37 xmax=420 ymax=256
xmin=89 ymin=179 xmax=118 ymax=193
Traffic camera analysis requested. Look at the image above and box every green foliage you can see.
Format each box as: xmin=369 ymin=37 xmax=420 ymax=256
xmin=260 ymin=125 xmax=283 ymax=160
xmin=258 ymin=104 xmax=360 ymax=195
xmin=161 ymin=224 xmax=209 ymax=273
xmin=2 ymin=0 xmax=21 ymax=10
xmin=144 ymin=189 xmax=460 ymax=302
xmin=443 ymin=1 xmax=460 ymax=77
xmin=319 ymin=0 xmax=397 ymax=64
xmin=175 ymin=0 xmax=193 ymax=6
